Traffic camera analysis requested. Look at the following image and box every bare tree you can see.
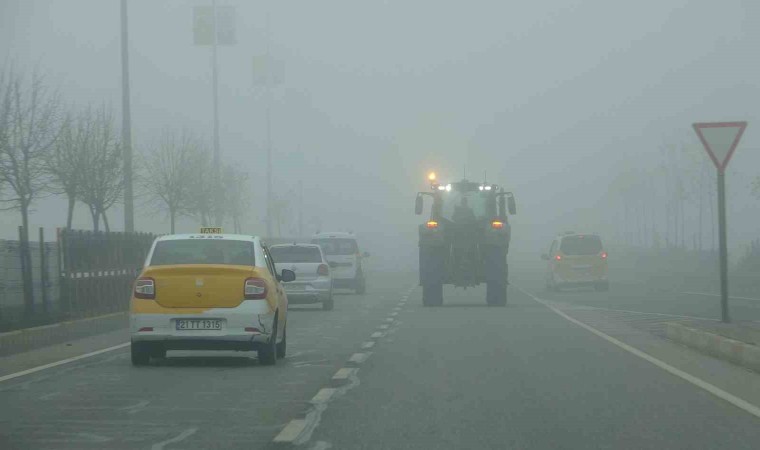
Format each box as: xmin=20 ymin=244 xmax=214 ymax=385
xmin=78 ymin=106 xmax=123 ymax=232
xmin=45 ymin=108 xmax=92 ymax=229
xmin=186 ymin=141 xmax=216 ymax=227
xmin=141 ymin=130 xmax=198 ymax=233
xmin=221 ymin=164 xmax=250 ymax=234
xmin=0 ymin=69 xmax=61 ymax=239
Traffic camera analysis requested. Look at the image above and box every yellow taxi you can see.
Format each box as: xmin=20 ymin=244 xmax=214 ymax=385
xmin=129 ymin=230 xmax=295 ymax=366
xmin=542 ymin=232 xmax=608 ymax=292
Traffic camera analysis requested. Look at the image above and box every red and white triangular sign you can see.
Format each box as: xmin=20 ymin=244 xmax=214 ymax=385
xmin=693 ymin=122 xmax=747 ymax=172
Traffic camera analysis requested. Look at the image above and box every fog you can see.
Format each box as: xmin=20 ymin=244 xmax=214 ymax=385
xmin=1 ymin=0 xmax=759 ymax=270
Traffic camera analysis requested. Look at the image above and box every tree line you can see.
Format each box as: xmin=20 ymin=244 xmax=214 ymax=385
xmin=0 ymin=67 xmax=251 ymax=240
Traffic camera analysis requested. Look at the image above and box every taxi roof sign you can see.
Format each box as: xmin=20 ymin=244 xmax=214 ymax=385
xmin=200 ymin=227 xmax=223 ymax=234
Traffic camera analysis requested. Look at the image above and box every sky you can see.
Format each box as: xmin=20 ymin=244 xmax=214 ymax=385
xmin=1 ymin=0 xmax=759 ymax=268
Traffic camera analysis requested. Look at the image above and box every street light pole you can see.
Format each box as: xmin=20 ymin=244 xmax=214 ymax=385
xmin=265 ymin=5 xmax=273 ymax=238
xmin=212 ymin=0 xmax=223 ymax=227
xmin=120 ymin=0 xmax=134 ymax=233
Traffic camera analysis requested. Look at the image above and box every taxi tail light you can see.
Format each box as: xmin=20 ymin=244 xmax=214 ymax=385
xmin=601 ymin=252 xmax=608 ymax=259
xmin=134 ymin=277 xmax=155 ymax=299
xmin=317 ymin=264 xmax=329 ymax=276
xmin=491 ymin=220 xmax=505 ymax=230
xmin=426 ymin=220 xmax=439 ymax=229
xmin=244 ymin=277 xmax=268 ymax=299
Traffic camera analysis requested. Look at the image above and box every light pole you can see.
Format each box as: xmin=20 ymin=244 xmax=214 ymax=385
xmin=211 ymin=0 xmax=223 ymax=227
xmin=121 ymin=0 xmax=134 ymax=232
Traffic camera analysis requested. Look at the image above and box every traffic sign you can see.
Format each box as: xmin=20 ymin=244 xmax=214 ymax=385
xmin=691 ymin=120 xmax=749 ymax=323
xmin=692 ymin=122 xmax=747 ymax=172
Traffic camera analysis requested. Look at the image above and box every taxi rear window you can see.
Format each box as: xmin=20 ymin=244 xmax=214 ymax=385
xmin=270 ymin=246 xmax=322 ymax=263
xmin=311 ymin=238 xmax=358 ymax=256
xmin=150 ymin=240 xmax=255 ymax=266
xmin=559 ymin=235 xmax=602 ymax=255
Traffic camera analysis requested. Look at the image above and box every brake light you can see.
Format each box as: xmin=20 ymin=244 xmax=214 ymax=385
xmin=426 ymin=220 xmax=438 ymax=229
xmin=317 ymin=263 xmax=329 ymax=276
xmin=554 ymin=255 xmax=562 ymax=261
xmin=601 ymin=252 xmax=608 ymax=259
xmin=244 ymin=278 xmax=268 ymax=299
xmin=134 ymin=277 xmax=155 ymax=299
xmin=491 ymin=220 xmax=505 ymax=229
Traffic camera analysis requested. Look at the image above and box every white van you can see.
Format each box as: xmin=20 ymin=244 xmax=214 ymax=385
xmin=310 ymin=232 xmax=368 ymax=294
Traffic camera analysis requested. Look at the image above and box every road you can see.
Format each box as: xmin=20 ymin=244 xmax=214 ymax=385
xmin=1 ymin=267 xmax=760 ymax=449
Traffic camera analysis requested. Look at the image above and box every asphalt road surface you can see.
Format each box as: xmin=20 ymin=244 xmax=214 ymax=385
xmin=2 ymin=267 xmax=760 ymax=449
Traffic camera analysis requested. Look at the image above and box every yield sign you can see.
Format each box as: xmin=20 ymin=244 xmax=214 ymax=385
xmin=693 ymin=122 xmax=747 ymax=172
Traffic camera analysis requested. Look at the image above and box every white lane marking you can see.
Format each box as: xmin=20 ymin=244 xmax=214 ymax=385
xmin=311 ymin=388 xmax=337 ymax=404
xmin=332 ymin=368 xmax=358 ymax=380
xmin=348 ymin=353 xmax=370 ymax=364
xmin=564 ymin=304 xmax=719 ymax=322
xmin=518 ymin=287 xmax=760 ymax=420
xmin=392 ymin=307 xmax=402 ymax=312
xmin=151 ymin=427 xmax=198 ymax=450
xmin=370 ymin=332 xmax=384 ymax=339
xmin=682 ymin=291 xmax=760 ymax=302
xmin=385 ymin=317 xmax=395 ymax=322
xmin=0 ymin=342 xmax=130 ymax=383
xmin=378 ymin=324 xmax=390 ymax=330
xmin=120 ymin=399 xmax=150 ymax=415
xmin=361 ymin=341 xmax=375 ymax=349
xmin=273 ymin=420 xmax=307 ymax=443
xmin=390 ymin=312 xmax=399 ymax=316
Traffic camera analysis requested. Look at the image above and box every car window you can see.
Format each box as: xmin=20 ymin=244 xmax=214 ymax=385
xmin=262 ymin=246 xmax=277 ymax=276
xmin=559 ymin=235 xmax=603 ymax=255
xmin=312 ymin=238 xmax=359 ymax=256
xmin=270 ymin=246 xmax=323 ymax=263
xmin=150 ymin=239 xmax=255 ymax=266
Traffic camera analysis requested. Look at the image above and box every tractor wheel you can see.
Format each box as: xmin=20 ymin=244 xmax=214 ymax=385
xmin=486 ymin=280 xmax=507 ymax=306
xmin=422 ymin=282 xmax=443 ymax=307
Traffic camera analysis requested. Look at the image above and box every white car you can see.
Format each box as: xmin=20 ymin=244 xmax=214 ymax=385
xmin=270 ymin=244 xmax=334 ymax=310
xmin=310 ymin=232 xmax=368 ymax=294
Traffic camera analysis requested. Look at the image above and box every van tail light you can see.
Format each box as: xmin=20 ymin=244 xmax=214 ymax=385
xmin=601 ymin=252 xmax=608 ymax=259
xmin=554 ymin=255 xmax=562 ymax=261
xmin=317 ymin=264 xmax=329 ymax=276
xmin=491 ymin=220 xmax=505 ymax=229
xmin=134 ymin=277 xmax=155 ymax=299
xmin=426 ymin=220 xmax=439 ymax=229
xmin=244 ymin=278 xmax=268 ymax=299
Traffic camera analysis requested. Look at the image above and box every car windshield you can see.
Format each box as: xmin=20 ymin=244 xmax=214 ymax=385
xmin=560 ymin=235 xmax=603 ymax=255
xmin=149 ymin=239 xmax=255 ymax=266
xmin=312 ymin=238 xmax=358 ymax=256
xmin=270 ymin=246 xmax=322 ymax=263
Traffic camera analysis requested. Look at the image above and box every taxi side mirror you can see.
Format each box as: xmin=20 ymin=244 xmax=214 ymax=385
xmin=279 ymin=269 xmax=296 ymax=283
xmin=415 ymin=195 xmax=423 ymax=215
xmin=541 ymin=253 xmax=549 ymax=261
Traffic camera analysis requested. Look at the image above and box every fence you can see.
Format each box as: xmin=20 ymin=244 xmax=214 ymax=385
xmin=0 ymin=228 xmax=155 ymax=332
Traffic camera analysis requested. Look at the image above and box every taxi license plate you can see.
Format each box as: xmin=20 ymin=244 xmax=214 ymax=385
xmin=175 ymin=319 xmax=222 ymax=330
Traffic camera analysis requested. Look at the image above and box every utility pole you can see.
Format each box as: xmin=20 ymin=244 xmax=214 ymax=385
xmin=211 ymin=0 xmax=223 ymax=227
xmin=121 ymin=0 xmax=134 ymax=232
xmin=265 ymin=5 xmax=273 ymax=238
xmin=298 ymin=179 xmax=303 ymax=238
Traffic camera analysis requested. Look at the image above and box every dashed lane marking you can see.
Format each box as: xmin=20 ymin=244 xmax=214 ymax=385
xmin=378 ymin=324 xmax=390 ymax=330
xmin=390 ymin=312 xmax=399 ymax=316
xmin=385 ymin=317 xmax=395 ymax=322
xmin=332 ymin=367 xmax=358 ymax=380
xmin=0 ymin=342 xmax=130 ymax=383
xmin=361 ymin=341 xmax=375 ymax=349
xmin=151 ymin=427 xmax=198 ymax=450
xmin=348 ymin=353 xmax=370 ymax=364
xmin=311 ymin=388 xmax=337 ymax=404
xmin=370 ymin=332 xmax=384 ymax=339
xmin=517 ymin=286 xmax=760 ymax=421
xmin=273 ymin=420 xmax=307 ymax=443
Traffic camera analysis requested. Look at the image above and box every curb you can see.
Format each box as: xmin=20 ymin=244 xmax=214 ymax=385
xmin=0 ymin=312 xmax=129 ymax=357
xmin=665 ymin=322 xmax=760 ymax=373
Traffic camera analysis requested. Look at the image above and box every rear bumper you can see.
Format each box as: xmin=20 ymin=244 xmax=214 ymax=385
xmin=130 ymin=299 xmax=275 ymax=348
xmin=332 ymin=278 xmax=360 ymax=288
xmin=284 ymin=278 xmax=331 ymax=304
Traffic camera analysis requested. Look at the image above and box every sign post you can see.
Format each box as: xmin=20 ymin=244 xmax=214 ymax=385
xmin=692 ymin=121 xmax=748 ymax=323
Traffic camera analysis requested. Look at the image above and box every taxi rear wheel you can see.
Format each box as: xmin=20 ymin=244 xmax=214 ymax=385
xmin=276 ymin=324 xmax=287 ymax=358
xmin=131 ymin=342 xmax=150 ymax=366
xmin=258 ymin=319 xmax=278 ymax=366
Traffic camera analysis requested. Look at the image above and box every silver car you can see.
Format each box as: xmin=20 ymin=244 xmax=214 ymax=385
xmin=270 ymin=244 xmax=334 ymax=310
